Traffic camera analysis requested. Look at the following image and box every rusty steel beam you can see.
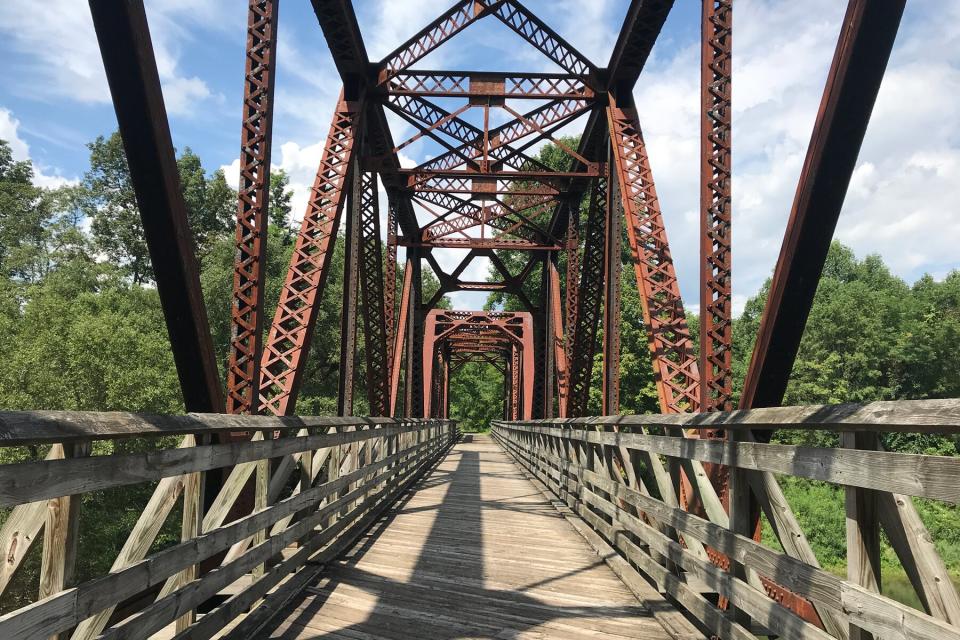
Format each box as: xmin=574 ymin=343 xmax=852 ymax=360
xmin=385 ymin=196 xmax=399 ymax=372
xmin=379 ymin=0 xmax=490 ymax=80
xmin=602 ymin=162 xmax=621 ymax=416
xmin=741 ymin=0 xmax=905 ymax=410
xmin=567 ymin=177 xmax=608 ymax=418
xmin=226 ymin=0 xmax=279 ymax=416
xmin=357 ymin=171 xmax=390 ymax=417
xmin=384 ymin=71 xmax=593 ymax=99
xmin=390 ymin=260 xmax=412 ymax=416
xmin=561 ymin=211 xmax=580 ymax=417
xmin=259 ymin=95 xmax=357 ymax=416
xmin=89 ymin=0 xmax=223 ymax=413
xmin=549 ymin=260 xmax=569 ymax=418
xmin=699 ymin=0 xmax=733 ymax=415
xmin=338 ymin=154 xmax=363 ymax=416
xmin=489 ymin=1 xmax=597 ymax=82
xmin=607 ymin=96 xmax=699 ymax=414
xmin=607 ymin=0 xmax=676 ymax=95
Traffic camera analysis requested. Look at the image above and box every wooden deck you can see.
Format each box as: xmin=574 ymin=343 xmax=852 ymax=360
xmin=262 ymin=434 xmax=693 ymax=639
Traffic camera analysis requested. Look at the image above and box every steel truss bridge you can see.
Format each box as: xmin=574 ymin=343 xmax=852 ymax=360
xmin=3 ymin=1 xmax=960 ymax=640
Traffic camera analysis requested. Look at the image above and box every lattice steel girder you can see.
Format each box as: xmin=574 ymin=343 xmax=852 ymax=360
xmin=357 ymin=171 xmax=391 ymax=417
xmin=259 ymin=94 xmax=358 ymax=416
xmin=379 ymin=0 xmax=491 ymax=79
xmin=384 ymin=71 xmax=594 ymax=99
xmin=423 ymin=312 xmax=534 ymax=420
xmin=487 ymin=1 xmax=597 ymax=80
xmin=90 ymin=0 xmax=223 ymax=414
xmin=699 ymin=0 xmax=733 ymax=415
xmin=607 ymin=95 xmax=700 ymax=414
xmin=226 ymin=0 xmax=279 ymax=416
xmin=420 ymin=193 xmax=555 ymax=242
xmin=385 ymin=194 xmax=399 ymax=370
xmin=401 ymin=239 xmax=561 ymax=250
xmin=566 ymin=176 xmax=608 ymax=418
xmin=561 ymin=210 xmax=580 ymax=417
xmin=417 ymin=99 xmax=592 ymax=173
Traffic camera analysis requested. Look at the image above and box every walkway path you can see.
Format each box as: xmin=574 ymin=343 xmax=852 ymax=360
xmin=264 ymin=434 xmax=693 ymax=639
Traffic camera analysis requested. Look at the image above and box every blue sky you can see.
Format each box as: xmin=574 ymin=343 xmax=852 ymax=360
xmin=2 ymin=0 xmax=959 ymax=311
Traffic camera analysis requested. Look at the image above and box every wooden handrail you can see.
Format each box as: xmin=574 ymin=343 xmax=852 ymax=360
xmin=0 ymin=413 xmax=459 ymax=640
xmin=492 ymin=398 xmax=960 ymax=640
xmin=497 ymin=398 xmax=960 ymax=434
xmin=0 ymin=411 xmax=442 ymax=446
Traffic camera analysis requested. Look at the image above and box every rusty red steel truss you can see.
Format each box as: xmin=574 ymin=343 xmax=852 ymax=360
xmin=92 ymin=0 xmax=908 ymax=631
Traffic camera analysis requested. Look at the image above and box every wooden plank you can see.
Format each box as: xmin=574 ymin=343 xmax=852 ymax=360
xmin=106 ymin=435 xmax=446 ymax=640
xmin=0 ymin=436 xmax=445 ymax=640
xmin=499 ymin=398 xmax=960 ymax=434
xmin=0 ymin=423 xmax=438 ymax=507
xmin=879 ymin=491 xmax=960 ymax=624
xmin=0 ymin=447 xmax=62 ymax=597
xmin=39 ymin=442 xmax=90 ymax=640
xmin=174 ymin=436 xmax=201 ymax=633
xmin=496 ymin=426 xmax=960 ymax=640
xmin=495 ymin=423 xmax=960 ymax=503
xmin=0 ymin=410 xmax=438 ymax=445
xmin=257 ymin=434 xmax=690 ymax=640
xmin=843 ymin=432 xmax=881 ymax=640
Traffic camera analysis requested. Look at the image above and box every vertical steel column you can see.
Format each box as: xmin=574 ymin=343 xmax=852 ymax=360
xmin=357 ymin=171 xmax=390 ymax=416
xmin=338 ymin=153 xmax=362 ymax=416
xmin=561 ymin=212 xmax=580 ymax=417
xmin=567 ymin=177 xmax=607 ymax=417
xmin=602 ymin=158 xmax=621 ymax=416
xmin=699 ymin=0 xmax=733 ymax=415
xmin=510 ymin=344 xmax=521 ymax=421
xmin=226 ymin=0 xmax=279 ymax=416
xmin=260 ymin=94 xmax=357 ymax=415
xmin=89 ymin=0 xmax=223 ymax=413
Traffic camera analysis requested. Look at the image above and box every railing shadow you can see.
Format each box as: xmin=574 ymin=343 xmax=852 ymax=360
xmin=264 ymin=435 xmax=663 ymax=639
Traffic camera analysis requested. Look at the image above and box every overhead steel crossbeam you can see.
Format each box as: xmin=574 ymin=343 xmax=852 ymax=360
xmin=384 ymin=71 xmax=594 ymax=99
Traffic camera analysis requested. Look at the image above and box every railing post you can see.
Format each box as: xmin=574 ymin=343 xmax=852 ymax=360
xmin=843 ymin=431 xmax=881 ymax=640
xmin=39 ymin=441 xmax=90 ymax=640
xmin=253 ymin=429 xmax=273 ymax=579
xmin=175 ymin=434 xmax=203 ymax=632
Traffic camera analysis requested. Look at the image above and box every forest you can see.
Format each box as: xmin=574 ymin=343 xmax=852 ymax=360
xmin=1 ymin=133 xmax=959 ymax=609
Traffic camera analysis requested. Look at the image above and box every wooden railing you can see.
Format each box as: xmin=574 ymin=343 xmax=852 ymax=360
xmin=0 ymin=412 xmax=457 ymax=639
xmin=492 ymin=399 xmax=960 ymax=640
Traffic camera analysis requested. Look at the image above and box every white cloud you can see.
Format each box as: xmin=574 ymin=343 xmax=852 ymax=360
xmin=0 ymin=108 xmax=77 ymax=188
xmin=633 ymin=0 xmax=960 ymax=315
xmin=0 ymin=0 xmax=225 ymax=117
